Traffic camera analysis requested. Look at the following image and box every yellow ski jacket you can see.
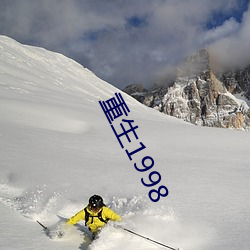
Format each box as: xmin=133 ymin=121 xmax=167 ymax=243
xmin=67 ymin=206 xmax=121 ymax=233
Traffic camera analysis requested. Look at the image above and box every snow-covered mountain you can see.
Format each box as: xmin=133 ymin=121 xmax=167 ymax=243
xmin=124 ymin=49 xmax=250 ymax=130
xmin=0 ymin=36 xmax=250 ymax=250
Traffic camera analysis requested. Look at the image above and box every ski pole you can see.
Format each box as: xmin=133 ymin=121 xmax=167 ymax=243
xmin=122 ymin=227 xmax=180 ymax=250
xmin=37 ymin=220 xmax=48 ymax=231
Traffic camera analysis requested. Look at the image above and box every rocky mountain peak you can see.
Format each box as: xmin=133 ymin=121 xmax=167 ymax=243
xmin=123 ymin=49 xmax=250 ymax=130
xmin=177 ymin=49 xmax=210 ymax=78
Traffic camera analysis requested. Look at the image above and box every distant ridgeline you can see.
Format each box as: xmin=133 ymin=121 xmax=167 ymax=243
xmin=123 ymin=49 xmax=250 ymax=130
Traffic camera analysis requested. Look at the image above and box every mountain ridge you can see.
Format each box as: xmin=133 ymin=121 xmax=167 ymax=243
xmin=123 ymin=49 xmax=250 ymax=130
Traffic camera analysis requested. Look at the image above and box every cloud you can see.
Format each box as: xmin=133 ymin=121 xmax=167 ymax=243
xmin=0 ymin=0 xmax=249 ymax=88
xmin=200 ymin=18 xmax=240 ymax=45
xmin=209 ymin=4 xmax=250 ymax=68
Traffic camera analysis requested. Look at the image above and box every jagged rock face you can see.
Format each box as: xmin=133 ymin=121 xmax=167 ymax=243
xmin=123 ymin=83 xmax=145 ymax=95
xmin=123 ymin=49 xmax=250 ymax=130
xmin=161 ymin=73 xmax=249 ymax=128
xmin=123 ymin=84 xmax=147 ymax=103
xmin=217 ymin=66 xmax=250 ymax=99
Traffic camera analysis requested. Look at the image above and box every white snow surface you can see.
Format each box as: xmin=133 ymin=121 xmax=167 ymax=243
xmin=0 ymin=35 xmax=250 ymax=250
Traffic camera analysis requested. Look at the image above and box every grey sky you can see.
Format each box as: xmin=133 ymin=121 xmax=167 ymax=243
xmin=0 ymin=0 xmax=249 ymax=89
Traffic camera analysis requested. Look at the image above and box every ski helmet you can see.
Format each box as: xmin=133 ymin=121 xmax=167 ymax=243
xmin=89 ymin=195 xmax=104 ymax=210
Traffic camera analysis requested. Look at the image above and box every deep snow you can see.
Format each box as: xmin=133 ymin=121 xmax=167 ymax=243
xmin=0 ymin=36 xmax=250 ymax=250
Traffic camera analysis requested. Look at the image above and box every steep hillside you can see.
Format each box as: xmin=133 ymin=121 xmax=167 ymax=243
xmin=0 ymin=36 xmax=250 ymax=250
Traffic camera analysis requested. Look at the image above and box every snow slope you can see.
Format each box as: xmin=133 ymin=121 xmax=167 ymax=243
xmin=0 ymin=36 xmax=250 ymax=250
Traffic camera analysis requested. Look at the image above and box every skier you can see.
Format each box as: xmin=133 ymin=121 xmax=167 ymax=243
xmin=66 ymin=194 xmax=121 ymax=239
